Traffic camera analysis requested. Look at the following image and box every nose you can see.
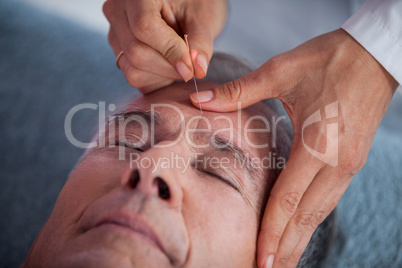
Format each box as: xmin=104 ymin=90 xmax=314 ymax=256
xmin=121 ymin=167 xmax=183 ymax=208
xmin=125 ymin=169 xmax=170 ymax=199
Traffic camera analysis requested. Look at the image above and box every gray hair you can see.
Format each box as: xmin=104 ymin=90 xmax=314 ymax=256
xmin=206 ymin=52 xmax=336 ymax=268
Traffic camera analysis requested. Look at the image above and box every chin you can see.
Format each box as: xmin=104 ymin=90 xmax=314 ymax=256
xmin=52 ymin=250 xmax=133 ymax=268
xmin=24 ymin=234 xmax=173 ymax=268
xmin=40 ymin=248 xmax=171 ymax=268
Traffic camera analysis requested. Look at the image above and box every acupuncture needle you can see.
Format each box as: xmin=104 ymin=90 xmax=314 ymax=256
xmin=184 ymin=34 xmax=203 ymax=114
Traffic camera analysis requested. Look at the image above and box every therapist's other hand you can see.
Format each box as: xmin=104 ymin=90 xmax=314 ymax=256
xmin=103 ymin=0 xmax=226 ymax=93
xmin=190 ymin=29 xmax=398 ymax=268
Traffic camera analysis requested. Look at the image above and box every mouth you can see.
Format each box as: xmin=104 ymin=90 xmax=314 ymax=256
xmin=91 ymin=214 xmax=168 ymax=257
xmin=78 ymin=194 xmax=190 ymax=266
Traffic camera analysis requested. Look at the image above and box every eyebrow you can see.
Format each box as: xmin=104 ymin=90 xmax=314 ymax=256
xmin=111 ymin=109 xmax=163 ymax=126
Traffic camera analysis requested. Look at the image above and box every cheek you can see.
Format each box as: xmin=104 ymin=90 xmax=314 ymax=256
xmin=49 ymin=154 xmax=125 ymax=231
xmin=27 ymin=155 xmax=127 ymax=266
xmin=182 ymin=179 xmax=258 ymax=266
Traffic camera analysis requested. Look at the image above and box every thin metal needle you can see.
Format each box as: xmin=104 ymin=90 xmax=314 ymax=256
xmin=184 ymin=34 xmax=203 ymax=114
xmin=192 ymin=76 xmax=202 ymax=114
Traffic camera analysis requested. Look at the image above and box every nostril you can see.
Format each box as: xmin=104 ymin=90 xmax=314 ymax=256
xmin=128 ymin=170 xmax=140 ymax=189
xmin=156 ymin=177 xmax=170 ymax=200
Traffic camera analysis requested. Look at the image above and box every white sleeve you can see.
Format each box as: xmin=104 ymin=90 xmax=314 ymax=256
xmin=341 ymin=0 xmax=402 ymax=85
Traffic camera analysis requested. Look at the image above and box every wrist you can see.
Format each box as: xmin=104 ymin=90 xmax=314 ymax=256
xmin=339 ymin=28 xmax=399 ymax=94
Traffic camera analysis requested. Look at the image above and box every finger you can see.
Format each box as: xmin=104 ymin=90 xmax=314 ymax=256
xmin=108 ymin=27 xmax=123 ymax=56
xmin=272 ymin=167 xmax=348 ymax=267
xmin=256 ymin=141 xmax=323 ymax=268
xmin=106 ymin=14 xmax=181 ymax=81
xmin=185 ymin=1 xmax=227 ymax=79
xmin=189 ymin=54 xmax=301 ymax=112
xmin=126 ymin=0 xmax=194 ymax=81
xmin=108 ymin=28 xmax=175 ymax=91
xmin=160 ymin=1 xmax=181 ymax=35
xmin=118 ymin=54 xmax=175 ymax=91
xmin=186 ymin=30 xmax=212 ymax=79
xmin=286 ymin=174 xmax=352 ymax=267
xmin=138 ymin=79 xmax=176 ymax=94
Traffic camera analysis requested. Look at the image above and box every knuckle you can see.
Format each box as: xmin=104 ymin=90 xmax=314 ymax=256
xmin=314 ymin=210 xmax=327 ymax=227
xmin=266 ymin=56 xmax=281 ymax=74
xmin=160 ymin=40 xmax=181 ymax=63
xmin=133 ymin=15 xmax=155 ymax=38
xmin=277 ymin=192 xmax=301 ymax=215
xmin=264 ymin=53 xmax=297 ymax=98
xmin=339 ymin=141 xmax=366 ymax=176
xmin=221 ymin=80 xmax=242 ymax=103
xmin=127 ymin=79 xmax=144 ymax=89
xmin=102 ymin=1 xmax=110 ymax=16
xmin=133 ymin=16 xmax=181 ymax=63
xmin=293 ymin=212 xmax=315 ymax=230
xmin=328 ymin=199 xmax=339 ymax=212
xmin=219 ymin=76 xmax=252 ymax=104
xmin=126 ymin=43 xmax=145 ymax=66
xmin=125 ymin=68 xmax=144 ymax=89
xmin=265 ymin=54 xmax=288 ymax=76
xmin=277 ymin=257 xmax=288 ymax=267
xmin=102 ymin=0 xmax=115 ymax=21
xmin=344 ymin=149 xmax=361 ymax=168
xmin=138 ymin=87 xmax=150 ymax=95
xmin=137 ymin=87 xmax=152 ymax=95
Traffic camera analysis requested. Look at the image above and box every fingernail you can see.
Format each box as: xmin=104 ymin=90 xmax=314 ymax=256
xmin=264 ymin=255 xmax=274 ymax=268
xmin=190 ymin=90 xmax=214 ymax=103
xmin=196 ymin=54 xmax=208 ymax=75
xmin=176 ymin=61 xmax=193 ymax=82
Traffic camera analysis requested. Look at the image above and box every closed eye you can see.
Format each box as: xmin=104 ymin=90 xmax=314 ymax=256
xmin=115 ymin=140 xmax=144 ymax=152
xmin=201 ymin=170 xmax=240 ymax=193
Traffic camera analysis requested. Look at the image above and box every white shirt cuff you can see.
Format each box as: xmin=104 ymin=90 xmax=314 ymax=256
xmin=341 ymin=0 xmax=402 ymax=85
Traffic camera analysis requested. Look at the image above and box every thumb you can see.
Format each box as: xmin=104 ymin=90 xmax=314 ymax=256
xmin=190 ymin=59 xmax=287 ymax=112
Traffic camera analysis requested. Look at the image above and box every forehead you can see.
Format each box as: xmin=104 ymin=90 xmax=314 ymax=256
xmin=128 ymin=81 xmax=274 ymax=149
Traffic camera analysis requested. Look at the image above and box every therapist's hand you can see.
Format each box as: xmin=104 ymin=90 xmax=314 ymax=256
xmin=190 ymin=29 xmax=398 ymax=268
xmin=103 ymin=0 xmax=226 ymax=93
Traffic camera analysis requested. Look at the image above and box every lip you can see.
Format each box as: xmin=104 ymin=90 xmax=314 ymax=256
xmin=91 ymin=213 xmax=167 ymax=257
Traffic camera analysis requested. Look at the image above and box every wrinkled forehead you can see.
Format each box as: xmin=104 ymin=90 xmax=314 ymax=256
xmin=128 ymin=81 xmax=275 ymax=151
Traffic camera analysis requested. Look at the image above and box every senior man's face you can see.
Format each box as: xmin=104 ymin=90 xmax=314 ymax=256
xmin=24 ymin=81 xmax=284 ymax=267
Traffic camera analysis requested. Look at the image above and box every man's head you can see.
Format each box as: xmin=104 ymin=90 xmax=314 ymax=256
xmin=23 ymin=79 xmax=292 ymax=267
xmin=23 ymin=53 xmax=335 ymax=268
